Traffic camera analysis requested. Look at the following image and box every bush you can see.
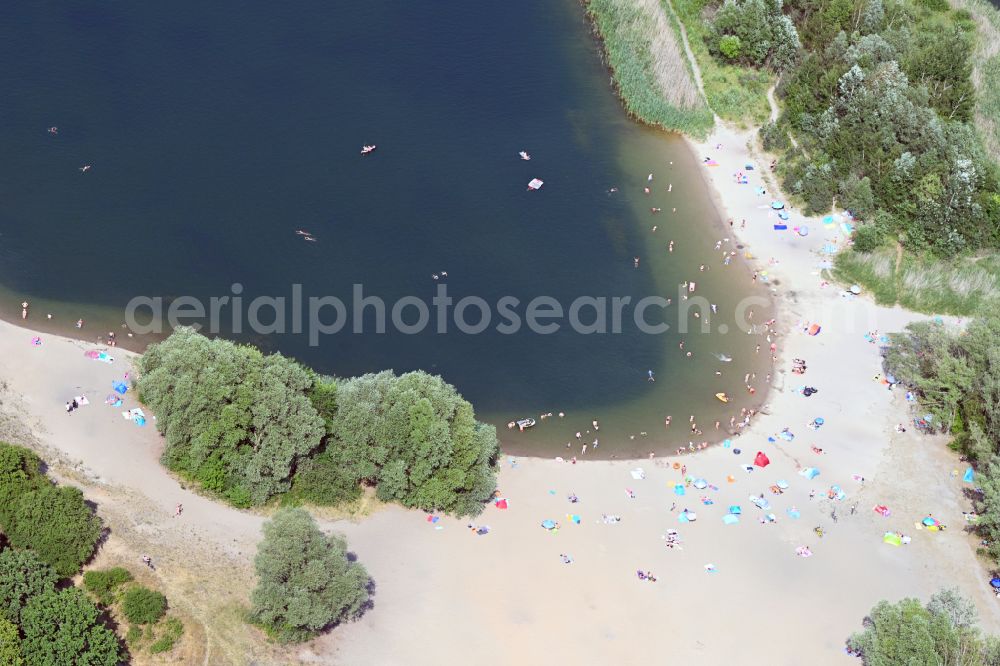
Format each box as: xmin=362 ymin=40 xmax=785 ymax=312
xmin=851 ymin=223 xmax=884 ymax=253
xmin=149 ymin=617 xmax=183 ymax=654
xmin=250 ymin=508 xmax=369 ymax=642
xmin=83 ymin=568 xmax=133 ymax=605
xmin=3 ymin=484 xmax=102 ymax=577
xmin=120 ymin=586 xmax=167 ymax=625
xmin=759 ymin=120 xmax=789 ymax=151
xmin=0 ymin=617 xmax=23 ymax=666
xmin=0 ymin=549 xmax=58 ymax=626
xmin=287 ymin=450 xmax=362 ymax=506
xmin=20 ymin=588 xmax=122 ymax=666
xmin=719 ymin=34 xmax=742 ymax=59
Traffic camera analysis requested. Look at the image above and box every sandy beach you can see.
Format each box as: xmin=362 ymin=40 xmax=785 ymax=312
xmin=1 ymin=122 xmax=996 ymax=665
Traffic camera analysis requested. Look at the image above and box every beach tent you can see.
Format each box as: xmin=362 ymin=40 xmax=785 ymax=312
xmin=991 ymin=577 xmax=1000 ymax=590
xmin=693 ymin=478 xmax=708 ymax=490
xmin=674 ymin=484 xmax=686 ymax=496
xmin=776 ymin=480 xmax=789 ymax=490
xmin=744 ymin=162 xmax=754 ymax=170
xmin=476 ymin=526 xmax=490 ymax=535
xmin=495 ymin=498 xmax=508 ymax=510
xmin=527 ymin=178 xmax=544 ymax=190
xmin=964 ymin=467 xmax=975 ymax=483
xmin=883 ymin=532 xmax=902 ymax=546
xmin=808 ymin=324 xmax=821 ymax=336
xmin=777 ymin=211 xmax=790 ymax=220
xmin=798 ymin=226 xmax=809 ymax=236
xmin=112 ymin=381 xmax=128 ymax=395
xmin=754 ymin=451 xmax=771 ymax=468
xmin=678 ymin=511 xmax=697 ymax=523
xmin=723 ymin=514 xmax=739 ymax=525
xmin=728 ymin=505 xmax=742 ymax=515
xmin=771 ymin=201 xmax=785 ymax=210
xmin=541 ymin=520 xmax=557 ymax=530
xmin=800 ymin=467 xmax=820 ymax=480
xmin=751 ymin=496 xmax=771 ymax=510
xmin=773 ymin=224 xmax=788 ymax=231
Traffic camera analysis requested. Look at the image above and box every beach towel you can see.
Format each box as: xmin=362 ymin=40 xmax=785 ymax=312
xmin=773 ymin=224 xmax=788 ymax=231
xmin=723 ymin=514 xmax=739 ymax=525
xmin=800 ymin=467 xmax=820 ymax=480
xmin=73 ymin=396 xmax=89 ymax=407
xmin=786 ymin=507 xmax=801 ymax=519
xmin=630 ymin=468 xmax=645 ymax=480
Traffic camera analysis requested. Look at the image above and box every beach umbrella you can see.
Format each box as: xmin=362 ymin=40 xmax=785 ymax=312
xmin=723 ymin=514 xmax=739 ymax=525
xmin=798 ymin=225 xmax=809 ymax=236
xmin=733 ymin=448 xmax=742 ymax=455
xmin=814 ymin=417 xmax=825 ymax=426
xmin=693 ymin=478 xmax=708 ymax=490
xmin=776 ymin=480 xmax=789 ymax=489
xmin=850 ymin=284 xmax=862 ymax=295
xmin=541 ymin=519 xmax=556 ymax=530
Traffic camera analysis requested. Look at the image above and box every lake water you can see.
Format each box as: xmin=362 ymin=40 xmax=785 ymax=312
xmin=0 ymin=1 xmax=772 ymax=457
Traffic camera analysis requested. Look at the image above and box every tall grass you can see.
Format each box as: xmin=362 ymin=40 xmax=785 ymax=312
xmin=586 ymin=0 xmax=715 ymax=137
xmin=949 ymin=0 xmax=1000 ymax=158
xmin=669 ymin=0 xmax=774 ymax=127
xmin=833 ymin=249 xmax=1000 ymax=315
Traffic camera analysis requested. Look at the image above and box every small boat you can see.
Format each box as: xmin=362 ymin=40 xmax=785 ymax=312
xmin=715 ymin=393 xmax=730 ymax=403
xmin=360 ymin=144 xmax=377 ymax=155
xmin=688 ymin=282 xmax=696 ymax=293
xmin=514 ymin=418 xmax=536 ymax=431
xmin=519 ymin=150 xmax=531 ymax=161
xmin=527 ymin=178 xmax=544 ymax=191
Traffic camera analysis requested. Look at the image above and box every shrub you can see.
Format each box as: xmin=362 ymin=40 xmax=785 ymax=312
xmin=288 ymin=450 xmax=362 ymax=506
xmin=0 ymin=549 xmax=58 ymax=626
xmin=149 ymin=617 xmax=184 ymax=654
xmin=120 ymin=586 xmax=167 ymax=625
xmin=759 ymin=120 xmax=789 ymax=151
xmin=0 ymin=617 xmax=23 ymax=666
xmin=719 ymin=34 xmax=742 ymax=59
xmin=250 ymin=508 xmax=369 ymax=642
xmin=20 ymin=588 xmax=122 ymax=666
xmin=851 ymin=223 xmax=884 ymax=253
xmin=4 ymin=484 xmax=102 ymax=577
xmin=83 ymin=568 xmax=133 ymax=605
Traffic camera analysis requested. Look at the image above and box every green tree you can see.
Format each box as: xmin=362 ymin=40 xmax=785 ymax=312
xmin=20 ymin=588 xmax=122 ymax=666
xmin=120 ymin=586 xmax=167 ymax=625
xmin=82 ymin=567 xmax=133 ymax=605
xmin=847 ymin=591 xmax=985 ymax=665
xmin=136 ymin=327 xmax=326 ymax=506
xmin=0 ymin=549 xmax=58 ymax=626
xmin=0 ymin=617 xmax=23 ymax=666
xmin=250 ymin=508 xmax=369 ymax=642
xmin=4 ymin=484 xmax=102 ymax=577
xmin=710 ymin=0 xmax=800 ymax=70
xmin=719 ymin=35 xmax=742 ymax=59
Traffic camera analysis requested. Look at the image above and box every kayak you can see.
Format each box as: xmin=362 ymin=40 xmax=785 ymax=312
xmin=715 ymin=393 xmax=730 ymax=403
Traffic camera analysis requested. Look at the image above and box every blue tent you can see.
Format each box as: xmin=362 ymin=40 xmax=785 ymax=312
xmin=693 ymin=478 xmax=708 ymax=489
xmin=112 ymin=381 xmax=128 ymax=395
xmin=771 ymin=201 xmax=785 ymax=210
xmin=674 ymin=484 xmax=686 ymax=496
xmin=541 ymin=520 xmax=556 ymax=530
xmin=798 ymin=225 xmax=809 ymax=236
xmin=964 ymin=467 xmax=975 ymax=483
xmin=729 ymin=505 xmax=742 ymax=515
xmin=777 ymin=211 xmax=790 ymax=220
xmin=991 ymin=577 xmax=1000 ymax=589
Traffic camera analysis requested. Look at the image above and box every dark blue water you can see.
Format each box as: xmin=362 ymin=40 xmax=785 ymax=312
xmin=0 ymin=1 xmax=770 ymax=455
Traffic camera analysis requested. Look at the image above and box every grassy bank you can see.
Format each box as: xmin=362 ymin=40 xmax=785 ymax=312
xmin=668 ymin=0 xmax=773 ymax=127
xmin=949 ymin=0 xmax=1000 ymax=159
xmin=585 ymin=0 xmax=715 ymax=137
xmin=832 ymin=249 xmax=1000 ymax=316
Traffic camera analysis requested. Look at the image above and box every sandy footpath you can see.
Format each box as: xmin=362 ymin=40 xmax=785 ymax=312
xmin=0 ymin=123 xmax=997 ymax=666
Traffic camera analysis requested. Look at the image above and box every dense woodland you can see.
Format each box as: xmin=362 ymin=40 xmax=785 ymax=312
xmin=136 ymin=327 xmax=500 ymax=515
xmin=703 ymin=0 xmax=999 ymax=257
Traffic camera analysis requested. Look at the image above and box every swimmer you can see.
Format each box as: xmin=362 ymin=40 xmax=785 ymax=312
xmin=650 ymin=208 xmax=661 ymax=214
xmin=643 ymin=187 xmax=650 ymax=195
xmin=79 ymin=165 xmax=91 ymax=173
xmin=647 ymin=370 xmax=655 ymax=382
xmin=652 ymin=225 xmax=658 ymax=232
xmin=668 ymin=184 xmax=672 ymax=192
xmin=634 ymin=256 xmax=640 ymax=268
xmin=647 ymin=173 xmax=653 ymax=182
xmin=668 ymin=241 xmax=674 ymax=252
xmin=48 ymin=127 xmax=58 ymax=134
xmin=21 ymin=302 xmax=28 ymax=320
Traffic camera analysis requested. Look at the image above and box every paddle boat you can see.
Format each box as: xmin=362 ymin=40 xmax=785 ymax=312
xmin=360 ymin=144 xmax=377 ymax=155
xmin=508 ymin=417 xmax=536 ymax=431
xmin=519 ymin=150 xmax=531 ymax=161
xmin=527 ymin=178 xmax=544 ymax=191
xmin=715 ymin=392 xmax=730 ymax=403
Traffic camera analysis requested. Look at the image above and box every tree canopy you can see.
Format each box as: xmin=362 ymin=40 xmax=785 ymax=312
xmin=20 ymin=588 xmax=122 ymax=666
xmin=136 ymin=327 xmax=326 ymax=507
xmin=0 ymin=549 xmax=58 ymax=627
xmin=250 ymin=508 xmax=370 ymax=642
xmin=136 ymin=330 xmax=500 ymax=515
xmin=848 ymin=589 xmax=993 ymax=665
